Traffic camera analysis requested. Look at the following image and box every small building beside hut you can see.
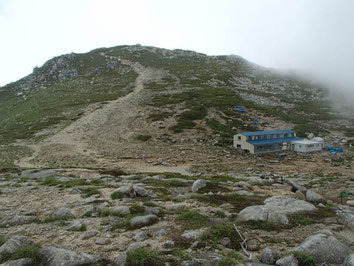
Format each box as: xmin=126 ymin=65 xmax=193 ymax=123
xmin=234 ymin=130 xmax=300 ymax=154
xmin=291 ymin=137 xmax=324 ymax=153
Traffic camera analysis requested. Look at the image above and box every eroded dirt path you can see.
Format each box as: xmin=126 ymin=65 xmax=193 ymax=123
xmin=16 ymin=59 xmax=166 ymax=170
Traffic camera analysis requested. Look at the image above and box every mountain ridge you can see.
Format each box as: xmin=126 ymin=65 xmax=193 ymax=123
xmin=0 ymin=44 xmax=353 ymax=171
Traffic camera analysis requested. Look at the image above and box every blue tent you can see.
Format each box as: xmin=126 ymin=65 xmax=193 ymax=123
xmin=235 ymin=105 xmax=244 ymax=109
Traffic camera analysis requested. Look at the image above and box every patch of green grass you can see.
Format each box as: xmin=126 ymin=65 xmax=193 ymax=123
xmin=80 ymin=224 xmax=87 ymax=232
xmin=148 ymin=112 xmax=174 ymax=122
xmin=126 ymin=247 xmax=164 ymax=266
xmin=42 ymin=216 xmax=69 ymax=225
xmin=200 ymin=222 xmax=241 ymax=250
xmin=245 ymin=220 xmax=279 ymax=231
xmin=81 ymin=187 xmax=100 ymax=198
xmin=175 ymin=210 xmax=209 ymax=229
xmin=290 ymin=251 xmax=317 ymax=266
xmin=40 ymin=176 xmax=90 ymax=187
xmin=288 ymin=208 xmax=336 ymax=227
xmin=40 ymin=176 xmax=60 ymax=186
xmin=0 ymin=235 xmax=6 ymax=246
xmin=144 ymin=178 xmax=189 ymax=187
xmin=90 ymin=179 xmax=103 ymax=185
xmin=216 ymin=257 xmax=238 ymax=266
xmin=112 ymin=219 xmax=131 ymax=230
xmin=134 ymin=134 xmax=152 ymax=141
xmin=99 ymin=168 xmax=128 ymax=176
xmin=9 ymin=244 xmax=42 ymax=264
xmin=111 ymin=191 xmax=124 ymax=200
xmin=130 ymin=203 xmax=145 ymax=215
xmin=193 ymin=193 xmax=267 ymax=213
xmin=143 ymin=201 xmax=157 ymax=207
xmin=215 ymin=210 xmax=226 ymax=218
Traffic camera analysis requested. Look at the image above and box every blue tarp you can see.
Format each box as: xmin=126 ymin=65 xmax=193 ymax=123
xmin=253 ymin=121 xmax=261 ymax=125
xmin=235 ymin=105 xmax=244 ymax=108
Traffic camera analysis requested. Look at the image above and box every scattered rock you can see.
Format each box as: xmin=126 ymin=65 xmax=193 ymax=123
xmin=290 ymin=232 xmax=351 ymax=264
xmin=344 ymin=254 xmax=354 ymax=266
xmin=219 ymin=237 xmax=231 ymax=247
xmin=0 ymin=236 xmax=33 ymax=261
xmin=236 ymin=196 xmax=317 ymax=225
xmin=294 ymin=190 xmax=306 ymax=200
xmin=247 ymin=239 xmax=259 ymax=251
xmin=132 ymin=232 xmax=148 ymax=242
xmin=117 ymin=185 xmax=136 ymax=197
xmin=162 ymin=241 xmax=175 ymax=249
xmin=0 ymin=216 xmax=38 ymax=227
xmin=40 ymin=244 xmax=103 ymax=266
xmin=336 ymin=205 xmax=354 ymax=230
xmin=133 ymin=185 xmax=148 ymax=197
xmin=52 ymin=207 xmax=75 ymax=219
xmin=181 ymin=229 xmax=204 ymax=241
xmin=191 ymin=179 xmax=207 ymax=193
xmin=260 ymin=248 xmax=276 ymax=264
xmin=276 ymin=254 xmax=298 ymax=266
xmin=110 ymin=206 xmax=130 ymax=216
xmin=21 ymin=169 xmax=57 ymax=179
xmin=81 ymin=231 xmax=99 ymax=240
xmin=306 ymin=189 xmax=326 ymax=204
xmin=66 ymin=220 xmax=83 ymax=232
xmin=285 ymin=178 xmax=307 ymax=193
xmin=0 ymin=258 xmax=34 ymax=266
xmin=130 ymin=214 xmax=158 ymax=229
xmin=95 ymin=238 xmax=111 ymax=245
xmin=144 ymin=206 xmax=160 ymax=215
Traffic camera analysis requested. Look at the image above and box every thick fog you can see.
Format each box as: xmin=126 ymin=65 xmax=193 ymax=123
xmin=1 ymin=0 xmax=353 ymax=103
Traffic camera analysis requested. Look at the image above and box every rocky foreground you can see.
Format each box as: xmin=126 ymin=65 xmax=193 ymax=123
xmin=0 ymin=168 xmax=353 ymax=265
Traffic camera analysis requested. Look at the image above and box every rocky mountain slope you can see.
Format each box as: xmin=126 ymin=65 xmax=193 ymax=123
xmin=0 ymin=45 xmax=353 ymax=171
xmin=0 ymin=45 xmax=353 ymax=265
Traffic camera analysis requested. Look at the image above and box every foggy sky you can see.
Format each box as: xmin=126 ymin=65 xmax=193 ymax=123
xmin=1 ymin=0 xmax=354 ymax=96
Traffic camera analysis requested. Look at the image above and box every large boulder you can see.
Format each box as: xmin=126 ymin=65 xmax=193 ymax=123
xmin=133 ymin=185 xmax=148 ymax=197
xmin=52 ymin=207 xmax=75 ymax=219
xmin=130 ymin=214 xmax=158 ymax=229
xmin=21 ymin=169 xmax=57 ymax=179
xmin=236 ymin=196 xmax=317 ymax=225
xmin=344 ymin=254 xmax=354 ymax=266
xmin=117 ymin=185 xmax=136 ymax=197
xmin=284 ymin=178 xmax=307 ymax=193
xmin=289 ymin=232 xmax=351 ymax=264
xmin=40 ymin=244 xmax=104 ymax=266
xmin=306 ymin=189 xmax=326 ymax=205
xmin=0 ymin=236 xmax=33 ymax=261
xmin=191 ymin=179 xmax=207 ymax=193
xmin=276 ymin=254 xmax=298 ymax=266
xmin=110 ymin=206 xmax=130 ymax=216
xmin=0 ymin=216 xmax=38 ymax=227
xmin=336 ymin=205 xmax=354 ymax=230
xmin=0 ymin=258 xmax=34 ymax=266
xmin=260 ymin=248 xmax=276 ymax=264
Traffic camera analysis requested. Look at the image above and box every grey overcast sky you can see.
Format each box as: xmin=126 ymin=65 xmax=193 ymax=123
xmin=1 ymin=0 xmax=354 ymax=94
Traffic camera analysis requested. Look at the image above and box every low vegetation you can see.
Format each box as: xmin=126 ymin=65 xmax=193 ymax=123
xmin=193 ymin=193 xmax=268 ymax=213
xmin=290 ymin=251 xmax=317 ymax=266
xmin=126 ymin=247 xmax=164 ymax=266
xmin=200 ymin=222 xmax=241 ymax=250
xmin=175 ymin=210 xmax=209 ymax=229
